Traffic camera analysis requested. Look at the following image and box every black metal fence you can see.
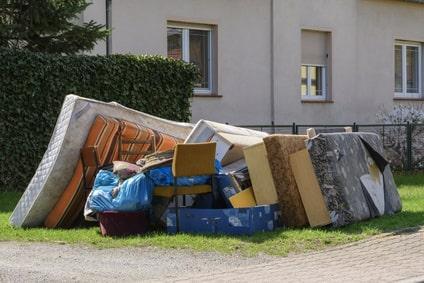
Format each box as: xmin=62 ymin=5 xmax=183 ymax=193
xmin=239 ymin=122 xmax=424 ymax=171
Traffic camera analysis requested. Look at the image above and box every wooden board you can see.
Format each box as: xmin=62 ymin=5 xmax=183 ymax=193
xmin=289 ymin=149 xmax=331 ymax=227
xmin=243 ymin=142 xmax=278 ymax=205
xmin=229 ymin=188 xmax=257 ymax=208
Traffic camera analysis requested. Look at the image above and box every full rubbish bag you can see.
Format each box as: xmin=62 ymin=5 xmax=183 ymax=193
xmin=85 ymin=170 xmax=154 ymax=219
xmin=85 ymin=161 xmax=222 ymax=220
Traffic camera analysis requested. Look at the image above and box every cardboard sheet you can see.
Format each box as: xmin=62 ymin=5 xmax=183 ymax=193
xmin=185 ymin=120 xmax=268 ymax=166
xmin=289 ymin=149 xmax=331 ymax=227
xmin=243 ymin=142 xmax=279 ymax=205
xmin=229 ymin=188 xmax=257 ymax=208
xmin=262 ymin=135 xmax=309 ymax=227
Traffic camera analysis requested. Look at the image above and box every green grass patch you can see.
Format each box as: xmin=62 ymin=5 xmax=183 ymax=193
xmin=1 ymin=174 xmax=423 ymax=256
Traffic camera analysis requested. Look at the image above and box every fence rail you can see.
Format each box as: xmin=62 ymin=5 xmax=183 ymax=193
xmin=239 ymin=122 xmax=424 ymax=171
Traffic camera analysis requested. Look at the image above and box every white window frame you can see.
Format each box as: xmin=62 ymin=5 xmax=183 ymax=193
xmin=167 ymin=24 xmax=213 ymax=95
xmin=301 ymin=64 xmax=327 ymax=100
xmin=394 ymin=41 xmax=422 ymax=98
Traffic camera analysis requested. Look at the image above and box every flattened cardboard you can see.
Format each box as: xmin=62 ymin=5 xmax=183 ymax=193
xmin=211 ymin=132 xmax=263 ymax=165
xmin=243 ymin=142 xmax=279 ymax=205
xmin=289 ymin=149 xmax=331 ymax=227
xmin=229 ymin=188 xmax=257 ymax=208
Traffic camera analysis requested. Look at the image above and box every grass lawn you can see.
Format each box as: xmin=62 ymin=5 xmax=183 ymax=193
xmin=0 ymin=174 xmax=423 ymax=257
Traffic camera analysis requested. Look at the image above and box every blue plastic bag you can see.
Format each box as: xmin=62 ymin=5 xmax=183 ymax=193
xmin=111 ymin=173 xmax=154 ymax=211
xmin=87 ymin=160 xmax=223 ymax=214
xmin=87 ymin=170 xmax=153 ymax=213
xmin=148 ymin=160 xmax=222 ymax=186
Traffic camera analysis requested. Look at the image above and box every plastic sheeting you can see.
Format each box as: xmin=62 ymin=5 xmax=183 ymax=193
xmin=87 ymin=170 xmax=154 ymax=213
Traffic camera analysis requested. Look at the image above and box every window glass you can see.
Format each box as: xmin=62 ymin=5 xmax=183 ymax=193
xmin=394 ymin=45 xmax=403 ymax=93
xmin=301 ymin=65 xmax=325 ymax=97
xmin=167 ymin=28 xmax=183 ymax=60
xmin=406 ymin=46 xmax=419 ymax=94
xmin=301 ymin=66 xmax=308 ymax=96
xmin=190 ymin=29 xmax=210 ymax=89
xmin=309 ymin=66 xmax=324 ymax=96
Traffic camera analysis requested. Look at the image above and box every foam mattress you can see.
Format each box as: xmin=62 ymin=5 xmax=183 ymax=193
xmin=307 ymin=132 xmax=402 ymax=227
xmin=10 ymin=95 xmax=193 ymax=228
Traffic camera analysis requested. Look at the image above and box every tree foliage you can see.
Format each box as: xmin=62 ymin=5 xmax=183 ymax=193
xmin=0 ymin=0 xmax=109 ymax=54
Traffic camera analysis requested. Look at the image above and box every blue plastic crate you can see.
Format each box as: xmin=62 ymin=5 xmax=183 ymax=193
xmin=167 ymin=204 xmax=281 ymax=236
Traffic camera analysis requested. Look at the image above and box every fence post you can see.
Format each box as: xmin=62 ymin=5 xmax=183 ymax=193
xmin=271 ymin=121 xmax=275 ymax=134
xmin=406 ymin=122 xmax=412 ymax=171
xmin=353 ymin=122 xmax=357 ymax=132
xmin=292 ymin=122 xmax=296 ymax=135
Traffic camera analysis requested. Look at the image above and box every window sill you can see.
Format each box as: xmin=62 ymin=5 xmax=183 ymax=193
xmin=193 ymin=93 xmax=222 ymax=98
xmin=393 ymin=97 xmax=424 ymax=101
xmin=301 ymin=99 xmax=334 ymax=104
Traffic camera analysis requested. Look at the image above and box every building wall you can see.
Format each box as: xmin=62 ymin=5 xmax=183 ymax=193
xmin=84 ymin=0 xmax=272 ymax=125
xmin=83 ymin=0 xmax=424 ymax=125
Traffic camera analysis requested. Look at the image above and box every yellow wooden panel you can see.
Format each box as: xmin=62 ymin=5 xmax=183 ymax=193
xmin=243 ymin=142 xmax=279 ymax=205
xmin=153 ymin=185 xmax=211 ymax=198
xmin=229 ymin=188 xmax=257 ymax=208
xmin=289 ymin=149 xmax=331 ymax=227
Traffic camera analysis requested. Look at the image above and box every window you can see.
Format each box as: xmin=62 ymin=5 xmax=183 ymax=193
xmin=301 ymin=30 xmax=330 ymax=100
xmin=301 ymin=65 xmax=327 ymax=98
xmin=167 ymin=24 xmax=212 ymax=94
xmin=394 ymin=41 xmax=422 ymax=98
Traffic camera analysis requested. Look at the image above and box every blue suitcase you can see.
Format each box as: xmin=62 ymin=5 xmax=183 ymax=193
xmin=167 ymin=204 xmax=281 ymax=236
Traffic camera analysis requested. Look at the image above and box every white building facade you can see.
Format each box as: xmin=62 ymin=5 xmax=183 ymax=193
xmin=83 ymin=0 xmax=424 ymax=125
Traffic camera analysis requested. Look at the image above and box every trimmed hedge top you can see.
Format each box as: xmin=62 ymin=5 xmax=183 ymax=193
xmin=0 ymin=48 xmax=197 ymax=191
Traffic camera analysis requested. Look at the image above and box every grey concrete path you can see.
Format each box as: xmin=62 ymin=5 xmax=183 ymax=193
xmin=172 ymin=227 xmax=424 ymax=283
xmin=0 ymin=227 xmax=423 ymax=282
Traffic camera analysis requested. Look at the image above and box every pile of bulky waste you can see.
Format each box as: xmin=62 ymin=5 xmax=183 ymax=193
xmin=10 ymin=95 xmax=402 ymax=236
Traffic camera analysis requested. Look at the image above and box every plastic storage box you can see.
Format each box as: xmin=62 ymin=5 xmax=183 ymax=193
xmin=166 ymin=204 xmax=281 ymax=236
xmin=98 ymin=211 xmax=149 ymax=237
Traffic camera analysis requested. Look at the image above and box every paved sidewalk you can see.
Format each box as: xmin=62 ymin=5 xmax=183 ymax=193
xmin=171 ymin=227 xmax=424 ymax=283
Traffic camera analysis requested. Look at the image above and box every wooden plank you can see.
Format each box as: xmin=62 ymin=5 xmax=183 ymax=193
xmin=243 ymin=142 xmax=279 ymax=205
xmin=289 ymin=149 xmax=331 ymax=227
xmin=229 ymin=188 xmax=257 ymax=208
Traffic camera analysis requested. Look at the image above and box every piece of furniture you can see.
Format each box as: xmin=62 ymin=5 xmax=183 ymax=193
xmin=80 ymin=146 xmax=100 ymax=195
xmin=118 ymin=124 xmax=156 ymax=161
xmin=153 ymin=142 xmax=216 ymax=232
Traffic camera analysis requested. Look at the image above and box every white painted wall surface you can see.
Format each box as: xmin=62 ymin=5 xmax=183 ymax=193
xmin=83 ymin=0 xmax=424 ymax=125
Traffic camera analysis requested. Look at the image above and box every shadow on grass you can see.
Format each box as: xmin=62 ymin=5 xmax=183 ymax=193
xmin=0 ymin=192 xmax=22 ymax=213
xmin=216 ymin=210 xmax=424 ymax=245
xmin=2 ymin=190 xmax=423 ymax=247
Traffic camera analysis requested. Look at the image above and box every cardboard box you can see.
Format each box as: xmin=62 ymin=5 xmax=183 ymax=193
xmin=210 ymin=132 xmax=263 ymax=165
xmin=184 ymin=120 xmax=267 ymax=166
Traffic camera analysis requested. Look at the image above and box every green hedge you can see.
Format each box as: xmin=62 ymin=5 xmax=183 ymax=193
xmin=0 ymin=48 xmax=197 ymax=191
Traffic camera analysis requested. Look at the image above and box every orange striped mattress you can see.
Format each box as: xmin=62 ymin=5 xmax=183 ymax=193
xmin=44 ymin=116 xmax=180 ymax=228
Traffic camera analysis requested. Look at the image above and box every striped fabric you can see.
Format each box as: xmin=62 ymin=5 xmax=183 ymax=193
xmin=44 ymin=115 xmax=180 ymax=228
